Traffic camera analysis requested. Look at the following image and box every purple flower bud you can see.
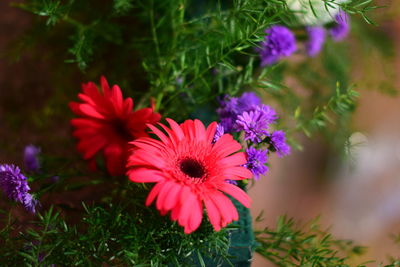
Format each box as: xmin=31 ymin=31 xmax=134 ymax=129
xmin=24 ymin=145 xmax=41 ymax=172
xmin=330 ymin=11 xmax=350 ymax=42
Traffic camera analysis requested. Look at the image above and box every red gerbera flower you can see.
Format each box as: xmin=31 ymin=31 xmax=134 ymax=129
xmin=127 ymin=119 xmax=252 ymax=234
xmin=69 ymin=76 xmax=161 ymax=176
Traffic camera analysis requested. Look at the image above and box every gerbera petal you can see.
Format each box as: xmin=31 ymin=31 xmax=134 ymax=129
xmin=218 ymin=151 xmax=247 ymax=167
xmin=163 ymin=183 xmax=181 ymax=211
xmin=69 ymin=102 xmax=84 ymax=116
xmin=210 ymin=192 xmax=238 ymax=226
xmin=70 ymin=118 xmax=103 ymax=129
xmin=223 ymin=166 xmax=253 ymax=179
xmin=78 ymin=93 xmax=96 ymax=106
xmin=131 ymin=137 xmax=165 ymax=150
xmin=204 ymin=197 xmax=222 ymax=231
xmin=127 ymin=168 xmax=164 ymax=183
xmin=100 ymin=76 xmax=111 ymax=93
xmin=178 ymin=191 xmax=197 ymax=229
xmin=111 ymin=85 xmax=124 ymax=115
xmin=156 ymin=181 xmax=175 ymax=211
xmin=145 ymin=182 xmax=165 ymax=206
xmin=212 ymin=134 xmax=242 ymax=158
xmin=130 ymin=140 xmax=162 ymax=155
xmin=79 ymin=104 xmax=106 ymax=119
xmin=166 ymin=118 xmax=185 ymax=140
xmin=127 ymin=149 xmax=166 ymax=169
xmin=186 ymin=198 xmax=203 ymax=234
xmin=103 ymin=143 xmax=125 ymax=176
xmin=219 ymin=183 xmax=251 ymax=208
xmin=147 ymin=124 xmax=171 ymax=146
xmin=124 ymin=98 xmax=134 ymax=114
xmin=194 ymin=119 xmax=206 ymax=141
xmin=77 ymin=136 xmax=108 ymax=159
xmin=157 ymin=123 xmax=179 ymax=148
xmin=180 ymin=120 xmax=195 ymax=139
xmin=205 ymin=121 xmax=218 ymax=143
xmin=170 ymin=204 xmax=181 ymax=221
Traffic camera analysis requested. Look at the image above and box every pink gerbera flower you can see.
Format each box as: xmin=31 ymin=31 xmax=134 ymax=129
xmin=127 ymin=119 xmax=252 ymax=234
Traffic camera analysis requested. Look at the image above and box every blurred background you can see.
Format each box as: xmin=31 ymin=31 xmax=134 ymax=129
xmin=250 ymin=1 xmax=400 ymax=266
xmin=0 ymin=0 xmax=399 ymax=266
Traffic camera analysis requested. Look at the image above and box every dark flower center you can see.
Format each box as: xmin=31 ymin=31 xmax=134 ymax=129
xmin=179 ymin=158 xmax=205 ymax=178
xmin=112 ymin=120 xmax=134 ymax=141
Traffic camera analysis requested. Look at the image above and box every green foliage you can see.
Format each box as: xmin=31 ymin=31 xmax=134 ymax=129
xmin=294 ymin=83 xmax=358 ymax=138
xmin=0 ymin=200 xmax=231 ymax=266
xmin=255 ymin=216 xmax=368 ymax=266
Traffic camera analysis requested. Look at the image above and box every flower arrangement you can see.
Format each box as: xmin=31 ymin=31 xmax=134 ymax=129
xmin=0 ymin=0 xmax=398 ymax=266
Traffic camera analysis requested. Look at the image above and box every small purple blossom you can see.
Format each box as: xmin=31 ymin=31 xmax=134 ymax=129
xmin=270 ymin=130 xmax=291 ymax=157
xmin=306 ymin=26 xmax=326 ymax=57
xmin=235 ymin=104 xmax=277 ymax=143
xmin=245 ymin=147 xmax=269 ymax=180
xmin=217 ymin=92 xmax=262 ymax=133
xmin=330 ymin=11 xmax=350 ymax=42
xmin=212 ymin=124 xmax=225 ymax=144
xmin=0 ymin=164 xmax=38 ymax=213
xmin=258 ymin=25 xmax=297 ymax=66
xmin=24 ymin=145 xmax=41 ymax=172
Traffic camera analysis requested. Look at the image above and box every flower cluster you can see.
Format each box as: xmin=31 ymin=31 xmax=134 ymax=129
xmin=217 ymin=92 xmax=262 ymax=132
xmin=259 ymin=6 xmax=351 ymax=64
xmin=0 ymin=164 xmax=38 ymax=213
xmin=217 ymin=92 xmax=290 ymax=180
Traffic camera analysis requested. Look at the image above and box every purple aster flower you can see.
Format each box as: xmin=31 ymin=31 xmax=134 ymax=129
xmin=237 ymin=92 xmax=262 ymax=114
xmin=236 ymin=105 xmax=277 ymax=143
xmin=245 ymin=147 xmax=269 ymax=180
xmin=305 ymin=26 xmax=326 ymax=57
xmin=23 ymin=145 xmax=41 ymax=172
xmin=258 ymin=25 xmax=297 ymax=66
xmin=330 ymin=11 xmax=350 ymax=42
xmin=0 ymin=164 xmax=38 ymax=213
xmin=256 ymin=104 xmax=278 ymax=124
xmin=270 ymin=130 xmax=291 ymax=157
